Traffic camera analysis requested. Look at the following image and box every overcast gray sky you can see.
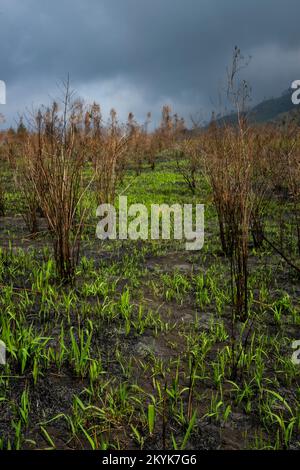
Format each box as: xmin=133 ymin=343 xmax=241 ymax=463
xmin=0 ymin=0 xmax=300 ymax=128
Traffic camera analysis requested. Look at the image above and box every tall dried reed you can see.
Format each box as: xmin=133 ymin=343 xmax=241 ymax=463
xmin=21 ymin=84 xmax=88 ymax=281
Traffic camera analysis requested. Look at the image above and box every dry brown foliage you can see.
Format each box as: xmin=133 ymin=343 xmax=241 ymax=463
xmin=20 ymin=86 xmax=88 ymax=281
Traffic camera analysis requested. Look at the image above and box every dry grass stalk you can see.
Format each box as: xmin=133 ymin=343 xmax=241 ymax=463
xmin=22 ymin=84 xmax=88 ymax=281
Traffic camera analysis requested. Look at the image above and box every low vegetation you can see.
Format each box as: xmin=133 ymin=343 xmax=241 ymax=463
xmin=0 ymin=69 xmax=300 ymax=450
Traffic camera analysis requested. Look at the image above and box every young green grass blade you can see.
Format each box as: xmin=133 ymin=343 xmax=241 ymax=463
xmin=180 ymin=411 xmax=197 ymax=450
xmin=148 ymin=404 xmax=155 ymax=436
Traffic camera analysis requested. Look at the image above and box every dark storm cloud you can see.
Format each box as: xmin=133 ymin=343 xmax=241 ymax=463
xmin=0 ymin=0 xmax=300 ymax=126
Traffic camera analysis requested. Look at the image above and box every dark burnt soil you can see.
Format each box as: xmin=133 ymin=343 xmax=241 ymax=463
xmin=0 ymin=216 xmax=300 ymax=450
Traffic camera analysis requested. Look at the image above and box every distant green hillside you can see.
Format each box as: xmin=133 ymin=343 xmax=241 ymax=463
xmin=250 ymin=92 xmax=295 ymax=123
xmin=212 ymin=91 xmax=298 ymax=126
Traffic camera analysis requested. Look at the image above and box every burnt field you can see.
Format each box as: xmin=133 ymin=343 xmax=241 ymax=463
xmin=0 ymin=99 xmax=300 ymax=450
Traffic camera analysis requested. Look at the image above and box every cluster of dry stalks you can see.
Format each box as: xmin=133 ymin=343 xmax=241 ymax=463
xmin=203 ymin=123 xmax=256 ymax=321
xmin=0 ymin=74 xmax=299 ymax=300
xmin=22 ymin=92 xmax=88 ymax=281
xmin=173 ymin=120 xmax=300 ymax=326
xmin=0 ymin=85 xmax=184 ymax=281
